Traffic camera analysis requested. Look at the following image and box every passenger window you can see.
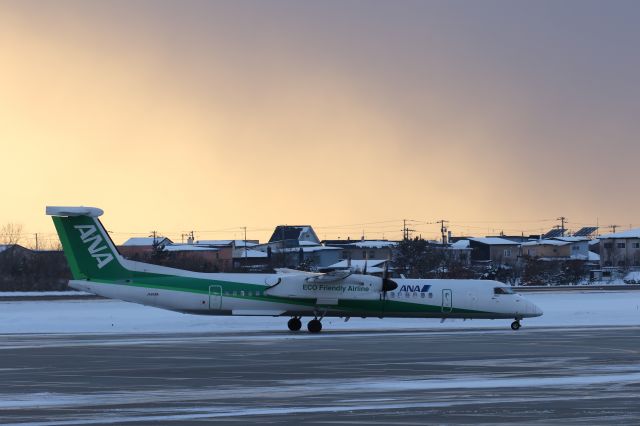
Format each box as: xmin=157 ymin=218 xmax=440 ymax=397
xmin=428 ymin=293 xmax=433 ymax=298
xmin=421 ymin=293 xmax=425 ymax=298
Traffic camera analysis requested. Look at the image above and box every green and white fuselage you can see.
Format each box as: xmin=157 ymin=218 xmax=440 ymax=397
xmin=47 ymin=206 xmax=543 ymax=331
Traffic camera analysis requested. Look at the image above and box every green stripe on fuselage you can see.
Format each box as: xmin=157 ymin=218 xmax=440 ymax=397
xmin=87 ymin=276 xmax=491 ymax=316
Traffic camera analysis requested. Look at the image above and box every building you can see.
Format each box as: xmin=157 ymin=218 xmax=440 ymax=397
xmin=598 ymin=228 xmax=640 ymax=269
xmin=162 ymin=244 xmax=221 ymax=270
xmin=468 ymin=237 xmax=520 ymax=266
xmin=326 ymin=259 xmax=387 ymax=275
xmin=520 ymin=237 xmax=591 ymax=260
xmin=323 ymin=239 xmax=397 ymax=261
xmin=233 ymin=247 xmax=270 ymax=271
xmin=268 ymin=226 xmax=320 ymax=248
xmin=195 ymin=240 xmax=259 ymax=272
xmin=119 ymin=236 xmax=173 ymax=258
xmin=447 ymin=240 xmax=473 ymax=266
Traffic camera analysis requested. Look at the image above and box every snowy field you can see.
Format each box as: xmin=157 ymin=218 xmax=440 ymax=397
xmin=1 ymin=290 xmax=639 ymax=334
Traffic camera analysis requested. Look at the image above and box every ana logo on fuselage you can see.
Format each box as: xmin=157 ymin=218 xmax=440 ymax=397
xmin=399 ymin=284 xmax=431 ymax=293
xmin=74 ymin=224 xmax=114 ymax=269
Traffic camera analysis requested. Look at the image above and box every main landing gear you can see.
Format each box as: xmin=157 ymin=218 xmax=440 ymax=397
xmin=307 ymin=318 xmax=322 ymax=333
xmin=288 ymin=317 xmax=323 ymax=333
xmin=287 ymin=317 xmax=302 ymax=331
xmin=511 ymin=320 xmax=521 ymax=331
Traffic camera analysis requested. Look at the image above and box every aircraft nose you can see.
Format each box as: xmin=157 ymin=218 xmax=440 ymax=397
xmin=529 ymin=301 xmax=543 ymax=317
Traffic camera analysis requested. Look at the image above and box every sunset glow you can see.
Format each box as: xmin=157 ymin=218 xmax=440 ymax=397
xmin=2 ymin=1 xmax=639 ymax=247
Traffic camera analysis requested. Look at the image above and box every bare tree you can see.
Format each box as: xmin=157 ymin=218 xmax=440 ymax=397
xmin=0 ymin=223 xmax=24 ymax=245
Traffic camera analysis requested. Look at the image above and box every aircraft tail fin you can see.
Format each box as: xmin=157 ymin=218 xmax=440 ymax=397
xmin=46 ymin=206 xmax=129 ymax=281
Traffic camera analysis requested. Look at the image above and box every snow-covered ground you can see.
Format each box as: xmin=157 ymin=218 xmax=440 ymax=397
xmin=0 ymin=291 xmax=639 ymax=334
xmin=0 ymin=291 xmax=91 ymax=297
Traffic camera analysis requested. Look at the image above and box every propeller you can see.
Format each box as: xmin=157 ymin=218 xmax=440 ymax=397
xmin=381 ymin=261 xmax=398 ymax=298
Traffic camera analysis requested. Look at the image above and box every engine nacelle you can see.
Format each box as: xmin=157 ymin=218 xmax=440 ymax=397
xmin=264 ymin=273 xmax=393 ymax=300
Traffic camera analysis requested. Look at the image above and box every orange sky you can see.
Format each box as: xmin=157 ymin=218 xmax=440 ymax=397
xmin=1 ymin=1 xmax=639 ymax=248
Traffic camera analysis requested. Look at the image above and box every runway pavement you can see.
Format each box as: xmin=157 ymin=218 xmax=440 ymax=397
xmin=2 ymin=326 xmax=640 ymax=425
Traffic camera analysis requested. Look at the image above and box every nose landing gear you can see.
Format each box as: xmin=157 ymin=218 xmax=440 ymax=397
xmin=511 ymin=320 xmax=521 ymax=330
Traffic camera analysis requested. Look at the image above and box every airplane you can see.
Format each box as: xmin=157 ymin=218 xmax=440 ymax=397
xmin=46 ymin=206 xmax=543 ymax=332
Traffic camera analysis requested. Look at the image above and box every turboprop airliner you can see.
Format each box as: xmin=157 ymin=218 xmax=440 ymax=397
xmin=47 ymin=206 xmax=542 ymax=332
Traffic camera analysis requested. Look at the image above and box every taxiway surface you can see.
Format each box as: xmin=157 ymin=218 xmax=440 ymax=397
xmin=2 ymin=326 xmax=640 ymax=425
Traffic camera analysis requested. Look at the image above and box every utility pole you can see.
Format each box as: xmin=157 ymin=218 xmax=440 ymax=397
xmin=436 ymin=219 xmax=449 ymax=244
xmin=609 ymin=224 xmax=619 ymax=233
xmin=34 ymin=233 xmax=38 ymax=251
xmin=402 ymin=219 xmax=416 ymax=241
xmin=149 ymin=230 xmax=158 ymax=244
xmin=557 ymin=217 xmax=567 ymax=236
xmin=242 ymin=226 xmax=247 ymax=260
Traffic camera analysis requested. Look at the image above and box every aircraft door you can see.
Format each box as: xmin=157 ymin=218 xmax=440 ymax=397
xmin=209 ymin=285 xmax=222 ymax=310
xmin=441 ymin=289 xmax=453 ymax=313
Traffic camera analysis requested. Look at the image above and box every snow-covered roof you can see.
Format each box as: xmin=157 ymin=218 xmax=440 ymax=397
xmin=588 ymin=251 xmax=600 ymax=262
xmin=163 ymin=244 xmax=218 ymax=252
xmin=329 ymin=259 xmax=387 ymax=269
xmin=352 ymin=240 xmax=397 ymax=249
xmin=469 ymin=237 xmax=519 ymax=246
xmin=268 ymin=226 xmax=320 ymax=244
xmin=122 ymin=237 xmax=172 ymax=246
xmin=598 ymin=228 xmax=640 ymax=239
xmin=553 ymin=237 xmax=589 ymax=242
xmin=234 ymin=249 xmax=269 ymax=258
xmin=272 ymin=245 xmax=342 ymax=253
xmin=521 ymin=239 xmax=569 ymax=247
xmin=196 ymin=240 xmax=257 ymax=247
xmin=450 ymin=240 xmax=470 ymax=249
xmin=624 ymin=271 xmax=640 ymax=282
xmin=589 ymin=239 xmax=600 ymax=246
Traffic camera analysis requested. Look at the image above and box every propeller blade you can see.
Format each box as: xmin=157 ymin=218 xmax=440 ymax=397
xmin=382 ymin=279 xmax=398 ymax=292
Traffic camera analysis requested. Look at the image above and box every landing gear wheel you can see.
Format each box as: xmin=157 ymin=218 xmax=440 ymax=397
xmin=287 ymin=317 xmax=302 ymax=331
xmin=511 ymin=320 xmax=521 ymax=331
xmin=307 ymin=319 xmax=322 ymax=333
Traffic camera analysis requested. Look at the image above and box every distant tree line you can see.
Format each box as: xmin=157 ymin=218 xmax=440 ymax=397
xmin=393 ymin=237 xmax=590 ymax=286
xmin=0 ymin=247 xmax=71 ymax=291
xmin=0 ymin=233 xmax=593 ymax=292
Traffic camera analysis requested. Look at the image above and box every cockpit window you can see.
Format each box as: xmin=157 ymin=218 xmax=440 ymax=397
xmin=494 ymin=287 xmax=515 ymax=295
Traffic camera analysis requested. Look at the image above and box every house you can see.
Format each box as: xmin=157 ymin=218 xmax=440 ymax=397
xmin=598 ymin=228 xmax=640 ymax=269
xmin=233 ymin=248 xmax=270 ymax=271
xmin=468 ymin=237 xmax=520 ymax=266
xmin=162 ymin=244 xmax=221 ymax=270
xmin=195 ymin=240 xmax=259 ymax=272
xmin=268 ymin=225 xmax=320 ymax=248
xmin=326 ymin=259 xmax=387 ymax=275
xmin=323 ymin=239 xmax=397 ymax=261
xmin=520 ymin=237 xmax=591 ymax=260
xmin=119 ymin=236 xmax=173 ymax=258
xmin=447 ymin=240 xmax=473 ymax=266
xmin=0 ymin=244 xmax=32 ymax=256
xmin=264 ymin=245 xmax=343 ymax=269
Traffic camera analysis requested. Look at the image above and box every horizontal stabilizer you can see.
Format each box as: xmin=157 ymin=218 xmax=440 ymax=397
xmin=46 ymin=206 xmax=104 ymax=217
